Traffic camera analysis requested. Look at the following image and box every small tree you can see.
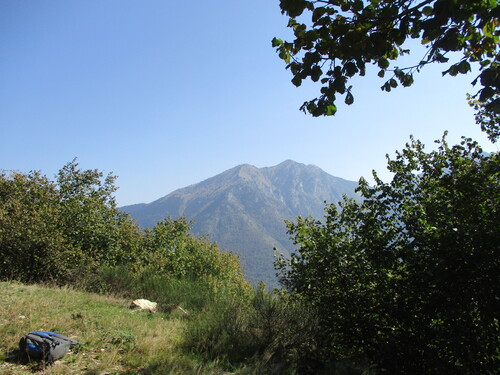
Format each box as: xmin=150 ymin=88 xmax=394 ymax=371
xmin=56 ymin=159 xmax=141 ymax=269
xmin=276 ymin=135 xmax=499 ymax=373
xmin=0 ymin=170 xmax=66 ymax=281
xmin=0 ymin=161 xmax=141 ymax=283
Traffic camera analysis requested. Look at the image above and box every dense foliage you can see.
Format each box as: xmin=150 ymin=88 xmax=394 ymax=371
xmin=0 ymin=162 xmax=138 ymax=282
xmin=276 ymin=135 xmax=499 ymax=373
xmin=0 ymin=161 xmax=247 ymax=293
xmin=138 ymin=217 xmax=248 ymax=292
xmin=274 ymin=0 xmax=499 ymax=140
xmin=2 ymin=153 xmax=497 ymax=373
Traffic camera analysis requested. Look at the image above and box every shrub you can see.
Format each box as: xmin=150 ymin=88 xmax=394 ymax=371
xmin=185 ymin=284 xmax=326 ymax=374
xmin=277 ymin=136 xmax=500 ymax=373
xmin=0 ymin=170 xmax=68 ymax=281
xmin=137 ymin=217 xmax=250 ymax=294
xmin=0 ymin=161 xmax=142 ymax=284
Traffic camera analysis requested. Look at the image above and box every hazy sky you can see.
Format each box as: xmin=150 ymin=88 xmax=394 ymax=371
xmin=1 ymin=1 xmax=497 ymax=206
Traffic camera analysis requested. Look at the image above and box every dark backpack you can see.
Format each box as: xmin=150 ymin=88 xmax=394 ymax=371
xmin=19 ymin=331 xmax=79 ymax=363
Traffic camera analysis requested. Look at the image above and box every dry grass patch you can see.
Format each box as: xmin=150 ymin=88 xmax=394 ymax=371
xmin=0 ymin=281 xmax=189 ymax=374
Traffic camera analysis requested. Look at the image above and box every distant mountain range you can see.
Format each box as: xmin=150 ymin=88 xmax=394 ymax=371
xmin=120 ymin=160 xmax=360 ymax=285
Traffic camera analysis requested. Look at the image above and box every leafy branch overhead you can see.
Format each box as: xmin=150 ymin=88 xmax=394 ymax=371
xmin=274 ymin=0 xmax=499 ymax=140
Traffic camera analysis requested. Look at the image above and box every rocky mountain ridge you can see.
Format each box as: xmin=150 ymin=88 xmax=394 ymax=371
xmin=121 ymin=160 xmax=360 ymax=284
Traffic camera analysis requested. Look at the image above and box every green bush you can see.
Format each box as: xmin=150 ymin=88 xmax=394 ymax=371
xmin=184 ymin=284 xmax=329 ymax=374
xmin=277 ymin=136 xmax=499 ymax=373
xmin=0 ymin=161 xmax=249 ymax=297
xmin=138 ymin=217 xmax=249 ymax=293
xmin=0 ymin=161 xmax=142 ymax=283
xmin=186 ymin=291 xmax=254 ymax=363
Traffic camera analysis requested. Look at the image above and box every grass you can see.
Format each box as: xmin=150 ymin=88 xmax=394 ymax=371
xmin=0 ymin=278 xmax=341 ymax=374
xmin=0 ymin=281 xmax=234 ymax=375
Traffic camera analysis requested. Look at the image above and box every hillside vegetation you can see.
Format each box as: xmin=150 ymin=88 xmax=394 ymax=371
xmin=0 ymin=160 xmax=323 ymax=374
xmin=1 ymin=137 xmax=498 ymax=374
xmin=0 ymin=277 xmax=324 ymax=374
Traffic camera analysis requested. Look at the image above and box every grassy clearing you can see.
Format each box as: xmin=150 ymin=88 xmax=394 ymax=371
xmin=0 ymin=281 xmax=232 ymax=375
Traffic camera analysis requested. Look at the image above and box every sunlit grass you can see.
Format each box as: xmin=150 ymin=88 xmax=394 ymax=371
xmin=0 ymin=281 xmax=220 ymax=375
xmin=0 ymin=278 xmax=334 ymax=374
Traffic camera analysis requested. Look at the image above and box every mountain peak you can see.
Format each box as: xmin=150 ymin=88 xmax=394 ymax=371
xmin=272 ymin=160 xmax=302 ymax=169
xmin=121 ymin=161 xmax=359 ymax=285
xmin=278 ymin=159 xmax=298 ymax=166
xmin=269 ymin=160 xmax=322 ymax=172
xmin=234 ymin=163 xmax=258 ymax=173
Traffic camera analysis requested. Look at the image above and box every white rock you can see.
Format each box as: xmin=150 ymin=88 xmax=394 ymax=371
xmin=129 ymin=299 xmax=157 ymax=312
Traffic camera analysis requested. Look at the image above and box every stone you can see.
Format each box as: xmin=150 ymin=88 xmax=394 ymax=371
xmin=129 ymin=299 xmax=157 ymax=312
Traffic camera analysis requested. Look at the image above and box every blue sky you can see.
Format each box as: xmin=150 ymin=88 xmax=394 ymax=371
xmin=1 ymin=1 xmax=497 ymax=206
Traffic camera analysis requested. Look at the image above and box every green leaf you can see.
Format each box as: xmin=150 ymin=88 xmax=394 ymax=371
xmin=480 ymin=69 xmax=497 ymax=87
xmin=434 ymin=52 xmax=449 ymax=63
xmin=480 ymin=59 xmax=491 ymax=68
xmin=311 ymin=66 xmax=322 ymax=82
xmin=305 ymin=30 xmax=318 ymax=43
xmin=325 ymin=105 xmax=337 ymax=115
xmin=279 ymin=50 xmax=291 ymax=63
xmin=283 ymin=0 xmax=309 ymax=17
xmin=312 ymin=7 xmax=326 ymax=23
xmin=444 ymin=64 xmax=460 ymax=77
xmin=479 ymin=86 xmax=495 ymax=102
xmin=378 ymin=58 xmax=390 ymax=69
xmin=422 ymin=6 xmax=433 ymax=16
xmin=401 ymin=73 xmax=414 ymax=87
xmin=333 ymin=77 xmax=347 ymax=93
xmin=484 ymin=0 xmax=498 ymax=8
xmin=458 ymin=60 xmax=471 ymax=74
xmin=345 ymin=92 xmax=354 ymax=105
xmin=344 ymin=62 xmax=358 ymax=77
xmin=272 ymin=38 xmax=284 ymax=47
xmin=292 ymin=75 xmax=302 ymax=87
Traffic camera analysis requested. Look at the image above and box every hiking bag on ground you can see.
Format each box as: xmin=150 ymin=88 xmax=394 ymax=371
xmin=19 ymin=331 xmax=79 ymax=363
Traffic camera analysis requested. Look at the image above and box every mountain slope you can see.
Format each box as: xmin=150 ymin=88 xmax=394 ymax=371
xmin=121 ymin=160 xmax=360 ymax=284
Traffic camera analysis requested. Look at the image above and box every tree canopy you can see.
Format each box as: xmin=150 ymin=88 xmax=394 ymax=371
xmin=0 ymin=161 xmax=141 ymax=282
xmin=276 ymin=135 xmax=499 ymax=373
xmin=0 ymin=161 xmax=247 ymax=292
xmin=273 ymin=0 xmax=499 ymax=140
